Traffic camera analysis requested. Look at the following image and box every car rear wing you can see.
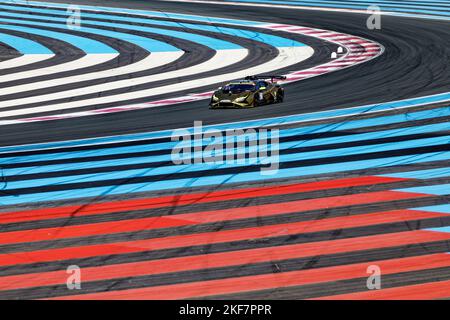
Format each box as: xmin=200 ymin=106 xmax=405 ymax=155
xmin=245 ymin=75 xmax=287 ymax=82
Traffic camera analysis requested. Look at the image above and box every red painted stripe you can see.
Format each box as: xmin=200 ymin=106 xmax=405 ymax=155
xmin=49 ymin=246 xmax=450 ymax=300
xmin=348 ymin=52 xmax=377 ymax=57
xmin=265 ymin=24 xmax=290 ymax=28
xmin=309 ymin=68 xmax=340 ymax=72
xmin=315 ymin=279 xmax=450 ymax=300
xmin=340 ymin=38 xmax=369 ymax=44
xmin=285 ymin=76 xmax=306 ymax=81
xmin=321 ymin=62 xmax=354 ymax=66
xmin=92 ymin=106 xmax=139 ymax=114
xmin=287 ymin=27 xmax=311 ymax=31
xmin=293 ymin=70 xmax=326 ymax=75
xmin=350 ymin=52 xmax=378 ymax=56
xmin=0 ymin=190 xmax=429 ymax=247
xmin=0 ymin=191 xmax=439 ymax=246
xmin=302 ymin=31 xmax=332 ymax=34
xmin=0 ymin=199 xmax=437 ymax=268
xmin=344 ymin=57 xmax=372 ymax=62
xmin=0 ymin=176 xmax=404 ymax=225
xmin=363 ymin=46 xmax=382 ymax=50
xmin=1 ymin=217 xmax=446 ymax=292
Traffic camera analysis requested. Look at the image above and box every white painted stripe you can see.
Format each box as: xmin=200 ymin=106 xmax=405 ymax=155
xmin=0 ymin=54 xmax=54 ymax=69
xmin=0 ymin=47 xmax=312 ymax=118
xmin=0 ymin=49 xmax=247 ymax=109
xmin=0 ymin=19 xmax=383 ymax=124
xmin=0 ymin=52 xmax=183 ymax=96
xmin=0 ymin=53 xmax=118 ymax=83
xmin=301 ymin=31 xmax=336 ymax=36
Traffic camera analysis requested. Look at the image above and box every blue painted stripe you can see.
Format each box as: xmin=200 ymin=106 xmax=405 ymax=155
xmin=232 ymin=0 xmax=450 ymax=16
xmin=0 ymin=30 xmax=52 ymax=54
xmin=177 ymin=24 xmax=304 ymax=47
xmin=0 ymin=150 xmax=449 ymax=205
xmin=3 ymin=0 xmax=449 ymax=25
xmin=396 ymin=184 xmax=450 ymax=196
xmin=1 ymin=93 xmax=449 ymax=154
xmin=0 ymin=17 xmax=178 ymax=53
xmin=1 ymin=105 xmax=449 ymax=165
xmin=0 ymin=11 xmax=244 ymax=50
xmin=1 ymin=0 xmax=265 ymax=26
xmin=413 ymin=204 xmax=450 ymax=214
xmin=0 ymin=6 xmax=305 ymax=49
xmin=3 ymin=135 xmax=450 ymax=191
xmin=0 ymin=24 xmax=116 ymax=54
xmin=255 ymin=0 xmax=450 ymax=6
xmin=3 ymin=120 xmax=450 ymax=177
xmin=235 ymin=0 xmax=450 ymax=12
xmin=426 ymin=227 xmax=450 ymax=233
xmin=386 ymin=12 xmax=450 ymax=22
xmin=381 ymin=167 xmax=450 ymax=179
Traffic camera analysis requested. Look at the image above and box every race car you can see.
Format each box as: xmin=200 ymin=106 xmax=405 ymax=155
xmin=209 ymin=75 xmax=286 ymax=109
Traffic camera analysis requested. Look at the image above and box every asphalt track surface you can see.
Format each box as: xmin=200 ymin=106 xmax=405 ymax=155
xmin=0 ymin=0 xmax=449 ymax=300
xmin=1 ymin=0 xmax=449 ymax=145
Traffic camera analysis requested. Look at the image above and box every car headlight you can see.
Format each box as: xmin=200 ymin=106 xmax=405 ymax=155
xmin=212 ymin=95 xmax=219 ymax=102
xmin=234 ymin=96 xmax=248 ymax=103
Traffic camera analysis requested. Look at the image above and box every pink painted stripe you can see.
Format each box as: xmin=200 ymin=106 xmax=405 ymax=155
xmin=286 ymin=27 xmax=311 ymax=31
xmin=323 ymin=36 xmax=357 ymax=41
xmin=265 ymin=24 xmax=290 ymax=28
xmin=302 ymin=30 xmax=333 ymax=34
xmin=292 ymin=70 xmax=326 ymax=75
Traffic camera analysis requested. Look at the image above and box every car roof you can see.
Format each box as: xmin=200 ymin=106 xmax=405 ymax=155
xmin=227 ymin=80 xmax=256 ymax=85
xmin=228 ymin=79 xmax=274 ymax=85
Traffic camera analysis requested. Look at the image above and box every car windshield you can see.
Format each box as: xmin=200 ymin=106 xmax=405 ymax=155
xmin=223 ymin=84 xmax=255 ymax=94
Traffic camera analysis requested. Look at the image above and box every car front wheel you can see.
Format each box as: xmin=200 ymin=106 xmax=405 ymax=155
xmin=252 ymin=94 xmax=261 ymax=107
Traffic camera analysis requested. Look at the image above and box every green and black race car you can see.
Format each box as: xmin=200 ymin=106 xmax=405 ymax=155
xmin=209 ymin=75 xmax=286 ymax=109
